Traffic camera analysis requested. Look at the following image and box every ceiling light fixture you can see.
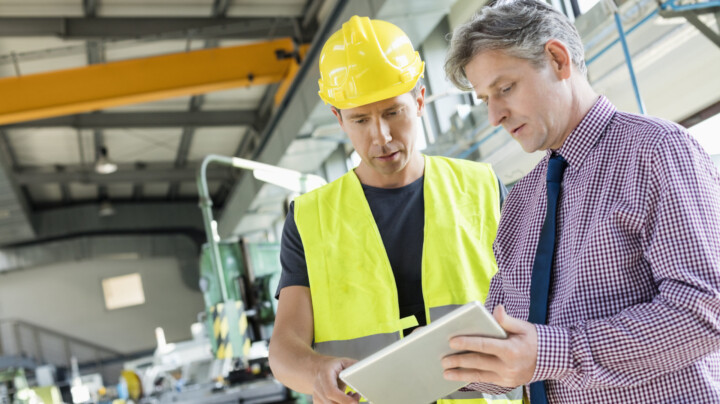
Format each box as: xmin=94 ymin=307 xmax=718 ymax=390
xmin=95 ymin=146 xmax=118 ymax=174
xmin=98 ymin=200 xmax=116 ymax=217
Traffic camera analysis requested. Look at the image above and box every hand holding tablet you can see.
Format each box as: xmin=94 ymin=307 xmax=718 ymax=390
xmin=339 ymin=301 xmax=506 ymax=404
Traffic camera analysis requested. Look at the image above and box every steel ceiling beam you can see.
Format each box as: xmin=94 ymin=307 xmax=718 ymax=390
xmin=659 ymin=1 xmax=720 ymax=49
xmin=0 ymin=17 xmax=298 ymax=40
xmin=85 ymin=0 xmax=107 ymax=204
xmin=170 ymin=0 xmax=231 ymax=201
xmin=218 ymin=0 xmax=352 ymax=237
xmin=0 ymin=131 xmax=36 ymax=245
xmin=1 ymin=110 xmax=257 ymax=129
xmin=0 ymin=38 xmax=296 ymax=126
xmin=15 ymin=166 xmax=232 ymax=185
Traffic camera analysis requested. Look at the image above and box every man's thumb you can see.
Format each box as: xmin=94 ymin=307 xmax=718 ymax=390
xmin=493 ymin=305 xmax=525 ymax=334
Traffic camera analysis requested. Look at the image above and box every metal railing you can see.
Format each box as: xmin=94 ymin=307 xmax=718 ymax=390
xmin=0 ymin=319 xmax=122 ymax=371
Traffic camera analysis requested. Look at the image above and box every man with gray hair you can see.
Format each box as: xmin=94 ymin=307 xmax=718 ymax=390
xmin=441 ymin=0 xmax=720 ymax=403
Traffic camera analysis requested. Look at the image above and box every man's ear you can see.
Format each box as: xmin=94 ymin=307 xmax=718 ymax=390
xmin=545 ymin=39 xmax=572 ymax=80
xmin=331 ymin=107 xmax=345 ymax=129
xmin=416 ymin=86 xmax=426 ymax=117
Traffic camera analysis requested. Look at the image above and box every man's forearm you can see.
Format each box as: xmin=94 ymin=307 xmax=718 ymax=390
xmin=536 ymin=290 xmax=720 ymax=389
xmin=269 ymin=331 xmax=326 ymax=394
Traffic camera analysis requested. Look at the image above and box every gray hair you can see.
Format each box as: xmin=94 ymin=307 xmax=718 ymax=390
xmin=445 ymin=0 xmax=587 ymax=91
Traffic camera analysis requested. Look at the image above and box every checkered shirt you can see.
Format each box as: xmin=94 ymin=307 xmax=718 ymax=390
xmin=469 ymin=96 xmax=720 ymax=403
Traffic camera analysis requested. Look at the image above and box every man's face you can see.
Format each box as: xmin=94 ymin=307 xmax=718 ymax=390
xmin=334 ymin=89 xmax=425 ymax=177
xmin=465 ymin=49 xmax=570 ymax=153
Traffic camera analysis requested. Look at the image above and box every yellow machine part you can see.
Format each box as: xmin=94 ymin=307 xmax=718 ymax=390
xmin=120 ymin=370 xmax=143 ymax=400
xmin=30 ymin=386 xmax=63 ymax=404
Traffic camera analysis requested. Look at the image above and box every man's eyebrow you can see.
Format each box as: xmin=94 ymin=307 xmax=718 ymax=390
xmin=346 ymin=103 xmax=403 ymax=120
xmin=346 ymin=112 xmax=369 ymax=120
xmin=383 ymin=103 xmax=403 ymax=112
xmin=475 ymin=76 xmax=505 ymax=98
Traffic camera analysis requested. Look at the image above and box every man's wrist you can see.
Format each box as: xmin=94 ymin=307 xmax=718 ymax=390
xmin=531 ymin=325 xmax=573 ymax=382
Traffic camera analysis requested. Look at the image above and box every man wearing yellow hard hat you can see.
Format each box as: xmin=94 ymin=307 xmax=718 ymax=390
xmin=269 ymin=15 xmax=521 ymax=404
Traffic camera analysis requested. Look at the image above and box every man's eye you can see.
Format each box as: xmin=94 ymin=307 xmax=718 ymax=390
xmin=501 ymin=84 xmax=513 ymax=94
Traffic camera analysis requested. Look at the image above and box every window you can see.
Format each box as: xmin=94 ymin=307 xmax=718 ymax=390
xmin=689 ymin=113 xmax=720 ymax=170
xmin=102 ymin=273 xmax=146 ymax=310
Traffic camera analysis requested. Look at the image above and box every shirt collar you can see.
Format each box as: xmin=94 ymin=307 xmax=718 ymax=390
xmin=547 ymin=95 xmax=616 ymax=169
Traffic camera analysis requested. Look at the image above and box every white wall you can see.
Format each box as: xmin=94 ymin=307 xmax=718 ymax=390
xmin=0 ymin=257 xmax=204 ymax=355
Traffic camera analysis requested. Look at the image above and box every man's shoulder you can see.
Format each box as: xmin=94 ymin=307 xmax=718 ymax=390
xmin=426 ymin=155 xmax=493 ymax=178
xmin=610 ymin=111 xmax=688 ymax=146
xmin=428 ymin=155 xmax=489 ymax=169
xmin=295 ymin=170 xmax=353 ymax=203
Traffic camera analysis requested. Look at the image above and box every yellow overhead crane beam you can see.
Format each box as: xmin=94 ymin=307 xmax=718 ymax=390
xmin=274 ymin=43 xmax=310 ymax=107
xmin=0 ymin=37 xmax=302 ymax=126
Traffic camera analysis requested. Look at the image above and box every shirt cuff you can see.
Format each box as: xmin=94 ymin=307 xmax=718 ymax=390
xmin=462 ymin=382 xmax=515 ymax=395
xmin=531 ymin=324 xmax=573 ymax=382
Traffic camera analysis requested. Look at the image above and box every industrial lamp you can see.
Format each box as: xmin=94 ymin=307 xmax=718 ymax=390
xmin=98 ymin=199 xmax=115 ymax=217
xmin=95 ymin=146 xmax=118 ymax=174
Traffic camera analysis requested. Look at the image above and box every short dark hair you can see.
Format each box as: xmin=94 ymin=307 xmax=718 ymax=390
xmin=333 ymin=79 xmax=425 ymax=119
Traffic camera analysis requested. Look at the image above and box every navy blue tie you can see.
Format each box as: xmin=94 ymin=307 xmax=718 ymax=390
xmin=528 ymin=154 xmax=567 ymax=404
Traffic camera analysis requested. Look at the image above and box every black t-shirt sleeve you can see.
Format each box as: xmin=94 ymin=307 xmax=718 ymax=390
xmin=275 ymin=201 xmax=309 ymax=299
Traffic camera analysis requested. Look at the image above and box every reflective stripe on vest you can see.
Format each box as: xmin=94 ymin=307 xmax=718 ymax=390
xmin=443 ymin=387 xmax=524 ymax=402
xmin=296 ymin=155 xmax=521 ymax=403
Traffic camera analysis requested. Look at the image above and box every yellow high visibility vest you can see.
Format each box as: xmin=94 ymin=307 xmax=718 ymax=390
xmin=295 ymin=155 xmax=522 ymax=404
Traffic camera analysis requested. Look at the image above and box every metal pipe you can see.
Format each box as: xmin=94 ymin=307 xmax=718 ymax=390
xmin=612 ymin=9 xmax=647 ymax=114
xmin=586 ymin=8 xmax=659 ymax=66
xmin=456 ymin=127 xmax=503 ymax=160
xmin=661 ymin=0 xmax=720 ymax=12
xmin=197 ymin=154 xmax=326 ymax=303
xmin=588 ymin=0 xmax=720 ymax=66
xmin=583 ymin=0 xmax=655 ymax=51
xmin=251 ymin=0 xmax=349 ymax=160
xmin=197 ymin=155 xmax=233 ymax=302
xmin=33 ymin=328 xmax=44 ymax=364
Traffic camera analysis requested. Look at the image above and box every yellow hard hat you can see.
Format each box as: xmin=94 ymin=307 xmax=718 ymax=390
xmin=318 ymin=15 xmax=424 ymax=109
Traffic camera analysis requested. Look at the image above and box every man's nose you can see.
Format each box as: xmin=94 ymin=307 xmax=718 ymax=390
xmin=488 ymin=100 xmax=508 ymax=127
xmin=370 ymin=119 xmax=392 ymax=146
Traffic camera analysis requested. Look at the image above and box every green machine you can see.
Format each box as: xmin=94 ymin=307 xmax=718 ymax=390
xmin=198 ymin=240 xmax=250 ymax=359
xmin=198 ymin=240 xmax=282 ymax=358
xmin=0 ymin=368 xmax=34 ymax=404
xmin=196 ymin=155 xmax=325 ymax=360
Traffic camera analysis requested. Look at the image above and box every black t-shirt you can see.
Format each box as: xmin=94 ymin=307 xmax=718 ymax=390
xmin=275 ymin=175 xmax=507 ymax=328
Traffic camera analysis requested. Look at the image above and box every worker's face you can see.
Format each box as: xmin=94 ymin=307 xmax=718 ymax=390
xmin=465 ymin=49 xmax=571 ymax=152
xmin=334 ymin=88 xmax=425 ymax=176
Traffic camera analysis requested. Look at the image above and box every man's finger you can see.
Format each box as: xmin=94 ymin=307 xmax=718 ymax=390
xmin=449 ymin=335 xmax=507 ymax=354
xmin=442 ymin=351 xmax=500 ymax=372
xmin=319 ymin=373 xmax=352 ymax=403
xmin=325 ymin=387 xmax=359 ymax=404
xmin=443 ymin=367 xmax=500 ymax=385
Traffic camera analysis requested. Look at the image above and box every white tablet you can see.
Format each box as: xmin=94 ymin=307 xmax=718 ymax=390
xmin=338 ymin=301 xmax=506 ymax=404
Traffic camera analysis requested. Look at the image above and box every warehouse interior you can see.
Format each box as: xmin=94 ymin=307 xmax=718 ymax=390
xmin=0 ymin=0 xmax=717 ymax=403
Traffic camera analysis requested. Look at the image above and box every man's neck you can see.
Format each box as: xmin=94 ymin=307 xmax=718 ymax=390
xmin=355 ymin=153 xmax=425 ymax=189
xmin=553 ymin=82 xmax=599 ymax=151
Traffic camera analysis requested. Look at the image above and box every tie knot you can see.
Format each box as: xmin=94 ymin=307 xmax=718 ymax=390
xmin=547 ymin=154 xmax=568 ymax=183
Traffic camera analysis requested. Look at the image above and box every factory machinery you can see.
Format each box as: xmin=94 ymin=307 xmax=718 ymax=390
xmin=123 ymin=239 xmax=293 ymax=404
xmin=0 ymin=156 xmax=322 ymax=404
xmin=119 ymin=155 xmax=325 ymax=404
